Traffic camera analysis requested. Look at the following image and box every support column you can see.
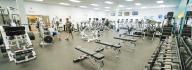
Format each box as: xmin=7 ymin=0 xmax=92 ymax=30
xmin=16 ymin=0 xmax=29 ymax=31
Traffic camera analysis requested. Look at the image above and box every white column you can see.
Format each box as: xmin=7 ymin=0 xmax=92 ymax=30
xmin=16 ymin=0 xmax=29 ymax=31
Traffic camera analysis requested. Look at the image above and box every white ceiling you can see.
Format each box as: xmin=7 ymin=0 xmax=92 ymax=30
xmin=25 ymin=0 xmax=181 ymax=11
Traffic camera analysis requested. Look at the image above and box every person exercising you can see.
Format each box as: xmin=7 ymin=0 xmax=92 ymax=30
xmin=65 ymin=18 xmax=73 ymax=40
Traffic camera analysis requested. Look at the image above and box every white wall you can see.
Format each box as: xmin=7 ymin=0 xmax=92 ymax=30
xmin=1 ymin=0 xmax=177 ymax=23
xmin=0 ymin=0 xmax=16 ymax=9
xmin=0 ymin=0 xmax=106 ymax=24
xmin=107 ymin=7 xmax=177 ymax=21
xmin=24 ymin=2 xmax=107 ymax=23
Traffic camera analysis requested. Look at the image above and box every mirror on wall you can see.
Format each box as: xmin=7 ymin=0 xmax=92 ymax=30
xmin=27 ymin=15 xmax=50 ymax=32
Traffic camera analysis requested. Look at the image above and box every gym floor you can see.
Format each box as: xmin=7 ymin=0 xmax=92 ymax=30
xmin=0 ymin=30 xmax=159 ymax=70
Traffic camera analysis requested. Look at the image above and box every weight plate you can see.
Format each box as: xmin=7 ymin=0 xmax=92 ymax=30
xmin=44 ymin=36 xmax=53 ymax=43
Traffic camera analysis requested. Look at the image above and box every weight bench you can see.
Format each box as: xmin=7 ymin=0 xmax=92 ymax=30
xmin=95 ymin=41 xmax=121 ymax=57
xmin=126 ymin=35 xmax=142 ymax=37
xmin=114 ymin=37 xmax=137 ymax=47
xmin=73 ymin=46 xmax=104 ymax=70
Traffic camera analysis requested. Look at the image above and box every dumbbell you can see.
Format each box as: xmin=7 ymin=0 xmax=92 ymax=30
xmin=151 ymin=61 xmax=180 ymax=70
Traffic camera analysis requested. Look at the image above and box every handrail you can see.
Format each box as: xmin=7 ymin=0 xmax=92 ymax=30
xmin=180 ymin=37 xmax=192 ymax=56
xmin=175 ymin=37 xmax=185 ymax=70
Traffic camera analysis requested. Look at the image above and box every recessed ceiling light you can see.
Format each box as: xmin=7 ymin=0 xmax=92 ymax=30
xmin=94 ymin=8 xmax=100 ymax=10
xmin=156 ymin=0 xmax=164 ymax=4
xmin=80 ymin=6 xmax=87 ymax=8
xmin=141 ymin=6 xmax=147 ymax=9
xmin=105 ymin=10 xmax=110 ymax=11
xmin=118 ymin=5 xmax=124 ymax=7
xmin=35 ymin=0 xmax=43 ymax=2
xmin=69 ymin=0 xmax=81 ymax=3
xmin=104 ymin=1 xmax=114 ymax=4
xmin=104 ymin=7 xmax=111 ymax=9
xmin=90 ymin=4 xmax=99 ymax=6
xmin=135 ymin=3 xmax=141 ymax=6
xmin=126 ymin=8 xmax=132 ymax=9
xmin=59 ymin=3 xmax=70 ymax=6
xmin=160 ymin=5 xmax=166 ymax=7
xmin=126 ymin=0 xmax=133 ymax=1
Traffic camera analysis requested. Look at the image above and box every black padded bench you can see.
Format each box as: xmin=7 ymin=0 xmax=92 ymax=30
xmin=3 ymin=26 xmax=25 ymax=32
xmin=126 ymin=35 xmax=142 ymax=37
xmin=95 ymin=41 xmax=121 ymax=48
xmin=75 ymin=47 xmax=104 ymax=60
xmin=113 ymin=37 xmax=137 ymax=42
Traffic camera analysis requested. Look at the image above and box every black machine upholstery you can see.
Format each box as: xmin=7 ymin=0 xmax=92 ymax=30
xmin=3 ymin=26 xmax=26 ymax=36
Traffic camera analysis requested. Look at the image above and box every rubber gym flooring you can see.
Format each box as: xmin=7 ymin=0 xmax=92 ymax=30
xmin=0 ymin=30 xmax=159 ymax=70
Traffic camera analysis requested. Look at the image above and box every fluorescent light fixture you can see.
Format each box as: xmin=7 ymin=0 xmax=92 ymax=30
xmin=156 ymin=0 xmax=164 ymax=4
xmin=135 ymin=3 xmax=141 ymax=6
xmin=141 ymin=6 xmax=147 ymax=9
xmin=104 ymin=1 xmax=114 ymax=4
xmin=59 ymin=3 xmax=70 ymax=6
xmin=90 ymin=4 xmax=99 ymax=6
xmin=80 ymin=6 xmax=87 ymax=8
xmin=35 ymin=0 xmax=43 ymax=1
xmin=126 ymin=8 xmax=132 ymax=9
xmin=126 ymin=0 xmax=133 ymax=1
xmin=69 ymin=0 xmax=81 ymax=3
xmin=104 ymin=7 xmax=111 ymax=9
xmin=118 ymin=5 xmax=124 ymax=7
xmin=105 ymin=10 xmax=110 ymax=11
xmin=160 ymin=5 xmax=166 ymax=7
xmin=94 ymin=8 xmax=100 ymax=10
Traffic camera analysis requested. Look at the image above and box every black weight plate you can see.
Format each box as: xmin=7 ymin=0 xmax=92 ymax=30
xmin=44 ymin=36 xmax=53 ymax=43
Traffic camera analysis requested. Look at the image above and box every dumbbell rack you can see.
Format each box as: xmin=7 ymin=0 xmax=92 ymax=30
xmin=177 ymin=37 xmax=192 ymax=70
xmin=145 ymin=37 xmax=182 ymax=70
xmin=0 ymin=26 xmax=36 ymax=64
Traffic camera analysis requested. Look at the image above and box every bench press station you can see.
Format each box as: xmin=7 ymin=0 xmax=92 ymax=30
xmin=113 ymin=37 xmax=137 ymax=48
xmin=95 ymin=41 xmax=121 ymax=57
xmin=73 ymin=46 xmax=104 ymax=70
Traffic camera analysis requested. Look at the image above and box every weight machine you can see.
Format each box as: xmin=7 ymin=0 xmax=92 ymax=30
xmin=0 ymin=26 xmax=36 ymax=64
xmin=39 ymin=21 xmax=54 ymax=47
xmin=80 ymin=26 xmax=100 ymax=42
xmin=79 ymin=19 xmax=102 ymax=42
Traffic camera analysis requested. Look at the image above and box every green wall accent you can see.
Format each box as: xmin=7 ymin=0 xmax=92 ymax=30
xmin=175 ymin=0 xmax=188 ymax=18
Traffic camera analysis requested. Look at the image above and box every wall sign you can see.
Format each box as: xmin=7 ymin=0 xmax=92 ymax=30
xmin=111 ymin=12 xmax=115 ymax=16
xmin=118 ymin=11 xmax=123 ymax=16
xmin=124 ymin=12 xmax=130 ymax=16
xmin=132 ymin=11 xmax=138 ymax=15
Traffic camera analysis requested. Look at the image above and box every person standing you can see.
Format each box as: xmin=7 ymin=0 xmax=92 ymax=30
xmin=65 ymin=18 xmax=73 ymax=40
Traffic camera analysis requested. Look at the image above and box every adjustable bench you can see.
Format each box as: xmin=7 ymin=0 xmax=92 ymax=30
xmin=73 ymin=46 xmax=104 ymax=70
xmin=114 ymin=37 xmax=137 ymax=47
xmin=126 ymin=35 xmax=142 ymax=37
xmin=95 ymin=41 xmax=121 ymax=48
xmin=75 ymin=47 xmax=104 ymax=60
xmin=95 ymin=41 xmax=121 ymax=57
